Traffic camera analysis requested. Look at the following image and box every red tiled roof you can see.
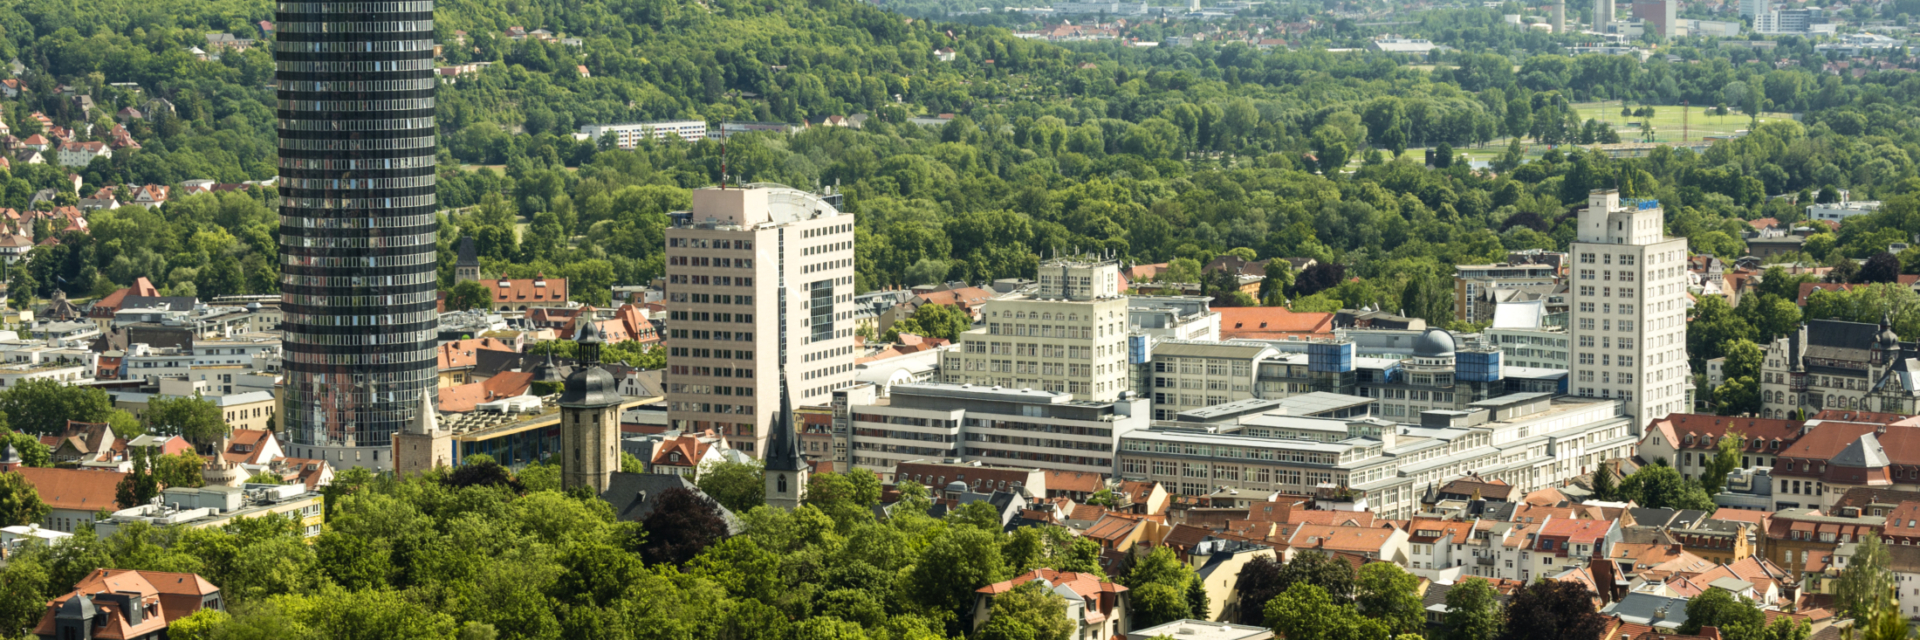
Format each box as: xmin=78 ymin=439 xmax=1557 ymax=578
xmin=649 ymin=435 xmax=712 ymax=467
xmin=914 ymin=286 xmax=995 ymax=310
xmin=1538 ymin=518 xmax=1612 ymax=544
xmin=490 ymin=276 xmax=568 ymax=304
xmin=437 ymin=371 xmax=533 ymax=413
xmin=1288 ymin=524 xmax=1395 ymax=553
xmin=1651 ymin=414 xmax=1806 ymax=451
xmin=1044 ymin=470 xmax=1104 ymax=494
xmin=1217 ymin=307 xmax=1336 ymax=340
xmin=436 ymin=337 xmax=517 ymax=370
xmin=13 ymin=466 xmax=127 ymax=512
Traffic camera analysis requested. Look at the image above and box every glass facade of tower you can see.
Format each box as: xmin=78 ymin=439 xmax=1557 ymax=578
xmin=275 ymin=0 xmax=438 ymax=455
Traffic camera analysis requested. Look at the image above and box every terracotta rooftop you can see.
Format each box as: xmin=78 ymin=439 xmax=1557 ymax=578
xmin=1217 ymin=307 xmax=1335 ymax=340
xmin=13 ymin=466 xmax=126 ymax=512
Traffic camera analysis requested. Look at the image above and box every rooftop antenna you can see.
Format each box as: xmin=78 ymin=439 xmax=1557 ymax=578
xmin=720 ymin=138 xmax=730 ymax=189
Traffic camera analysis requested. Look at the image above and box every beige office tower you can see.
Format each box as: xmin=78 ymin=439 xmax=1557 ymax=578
xmin=940 ymin=256 xmax=1131 ymax=401
xmin=665 ymin=186 xmax=857 ymax=456
xmin=1594 ymin=0 xmax=1614 ymax=27
xmin=1568 ymin=190 xmax=1690 ymax=435
xmin=1553 ymin=0 xmax=1566 ymax=32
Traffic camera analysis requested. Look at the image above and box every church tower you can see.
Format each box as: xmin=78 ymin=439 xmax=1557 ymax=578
xmin=559 ymin=321 xmax=622 ymax=493
xmin=455 ymin=234 xmax=482 ymax=284
xmin=764 ymin=376 xmax=808 ymax=510
xmin=392 ymin=390 xmax=451 ymax=477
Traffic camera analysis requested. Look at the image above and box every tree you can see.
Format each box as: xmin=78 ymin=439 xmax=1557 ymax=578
xmin=145 ymin=394 xmax=230 ymax=445
xmin=0 ymin=380 xmax=116 ymax=435
xmin=0 ymin=471 xmax=48 ymax=527
xmin=1354 ymin=563 xmax=1424 ymax=636
xmin=807 ymin=469 xmax=883 ymax=530
xmin=884 ymin=302 xmax=973 ymax=342
xmin=1085 ymin=488 xmax=1119 ymax=508
xmin=696 ymin=460 xmax=765 ymax=514
xmin=1619 ymin=464 xmax=1715 ymax=511
xmin=907 ymin=527 xmax=1009 ymax=631
xmin=976 ymin=582 xmax=1074 ymax=640
xmin=1496 ymin=580 xmax=1609 ymax=640
xmin=115 ymin=448 xmax=159 ymax=509
xmin=1835 ymin=532 xmax=1892 ymax=623
xmin=1698 ymin=430 xmax=1745 ymax=497
xmin=1443 ymin=578 xmax=1502 ymax=640
xmin=168 ymin=608 xmax=232 ymax=640
xmin=1127 ymin=547 xmax=1198 ymax=627
xmin=152 ymin=451 xmax=209 ymax=489
xmin=1264 ymin=582 xmax=1387 ymax=640
xmin=620 ymin=452 xmax=645 ymax=474
xmin=1260 ymin=260 xmax=1296 ymax=305
xmin=3 ymin=432 xmax=49 ymax=468
xmin=1589 ymin=464 xmax=1617 ymax=502
xmin=1754 ymin=616 xmax=1811 ymax=640
xmin=638 ymin=487 xmax=730 ymax=566
xmin=1311 ymin=125 xmax=1353 ymax=175
xmin=1231 ymin=552 xmax=1355 ymax=626
xmin=446 ymin=280 xmax=492 ymax=312
xmin=1860 ymin=252 xmax=1902 ymax=284
xmin=1678 ymin=589 xmax=1763 ymax=638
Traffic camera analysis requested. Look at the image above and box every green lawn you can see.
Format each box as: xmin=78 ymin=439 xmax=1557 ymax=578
xmin=1419 ymin=102 xmax=1801 ymax=166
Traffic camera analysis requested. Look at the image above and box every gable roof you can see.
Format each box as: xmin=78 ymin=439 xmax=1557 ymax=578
xmin=13 ymin=466 xmax=128 ymax=512
xmin=490 ymin=276 xmax=569 ymax=304
xmin=1217 ymin=307 xmax=1335 ymax=340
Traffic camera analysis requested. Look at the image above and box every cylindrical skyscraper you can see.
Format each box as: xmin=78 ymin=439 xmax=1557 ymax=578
xmin=275 ymin=0 xmax=438 ymax=469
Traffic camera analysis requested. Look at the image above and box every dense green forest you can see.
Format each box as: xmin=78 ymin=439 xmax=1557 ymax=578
xmin=5 ymin=0 xmax=1920 ymax=318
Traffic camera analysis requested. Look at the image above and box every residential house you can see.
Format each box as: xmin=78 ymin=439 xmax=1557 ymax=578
xmin=490 ymin=276 xmax=570 ymax=312
xmin=32 ymin=569 xmax=222 ymax=640
xmin=4 ymin=461 xmax=127 ymax=533
xmin=56 ymin=141 xmax=109 ymax=168
xmin=1214 ymin=307 xmax=1336 ymax=340
xmin=973 ymin=570 xmax=1129 ymax=640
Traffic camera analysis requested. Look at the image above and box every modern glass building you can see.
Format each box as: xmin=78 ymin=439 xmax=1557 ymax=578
xmin=275 ymin=0 xmax=439 ymax=469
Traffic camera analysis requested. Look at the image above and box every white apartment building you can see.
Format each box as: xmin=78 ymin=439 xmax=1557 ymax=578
xmin=1146 ymin=341 xmax=1282 ymax=420
xmin=1569 ymin=190 xmax=1690 ymax=433
xmin=664 ymin=186 xmax=857 ymax=456
xmin=579 ymin=120 xmax=710 ymax=147
xmin=1116 ymin=393 xmax=1635 ymax=519
xmin=1806 ymin=200 xmax=1881 ymax=223
xmin=1129 ymin=296 xmax=1220 ymax=343
xmin=843 ymin=382 xmax=1149 ymax=477
xmin=940 ymin=257 xmax=1132 ymax=402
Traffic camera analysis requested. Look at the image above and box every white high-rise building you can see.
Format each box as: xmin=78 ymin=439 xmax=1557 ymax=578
xmin=1569 ymin=190 xmax=1691 ymax=434
xmin=1594 ymin=0 xmax=1615 ymax=28
xmin=664 ymin=186 xmax=858 ymax=456
xmin=1740 ymin=0 xmax=1771 ymax=20
xmin=940 ymin=256 xmax=1132 ymax=401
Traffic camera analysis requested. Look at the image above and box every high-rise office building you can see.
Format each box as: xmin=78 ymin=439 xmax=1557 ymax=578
xmin=1632 ymin=0 xmax=1676 ymax=38
xmin=1739 ymin=0 xmax=1771 ymax=20
xmin=1594 ymin=0 xmax=1615 ymax=28
xmin=1568 ymin=190 xmax=1690 ymax=434
xmin=1552 ymin=0 xmax=1567 ymax=33
xmin=664 ymin=186 xmax=856 ymax=456
xmin=276 ymin=0 xmax=439 ymax=469
xmin=939 ymin=256 xmax=1131 ymax=401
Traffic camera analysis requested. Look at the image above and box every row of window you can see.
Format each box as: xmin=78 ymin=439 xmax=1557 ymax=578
xmin=278 ymin=155 xmax=435 ymax=170
xmin=668 ymin=255 xmax=752 ymax=268
xmin=801 ymin=223 xmax=851 ymax=239
xmin=283 ymin=77 xmax=437 ymax=93
xmin=282 ymin=195 xmax=436 ymax=210
xmin=667 ymin=292 xmax=753 ymax=305
xmin=280 ymin=98 xmax=435 ymax=112
xmin=276 ymin=59 xmax=435 ymax=73
xmin=1577 ymin=252 xmax=1638 ymax=266
xmin=802 ymin=258 xmax=850 ymax=274
xmin=1576 ymin=269 xmax=1638 ymax=282
xmin=281 ymin=329 xmax=436 ymax=347
xmin=276 ymin=19 xmax=434 ymax=33
xmin=283 ymin=252 xmax=435 ymax=268
xmin=1574 ymin=285 xmax=1636 ymax=299
xmin=1576 ymin=353 xmax=1635 ymax=367
xmin=281 ymin=272 xmax=435 ymax=288
xmin=274 ymin=39 xmax=433 ymax=53
xmin=283 ymin=175 xmax=437 ymax=191
xmin=668 ymin=328 xmax=755 ymax=341
xmin=282 ymin=212 xmax=436 ymax=229
xmin=285 ymin=346 xmax=434 ymax=365
xmin=282 ymin=308 xmax=436 ymax=326
xmin=665 ymin=274 xmax=754 ymax=286
xmin=278 ymin=1 xmax=432 ymax=13
xmin=667 ymin=237 xmax=753 ymax=250
xmin=668 ymin=310 xmax=754 ymax=323
xmin=283 ymin=232 xmax=434 ymax=250
xmin=280 ymin=116 xmax=433 ymax=132
xmin=280 ymin=134 xmax=434 ymax=151
xmin=668 ymin=347 xmax=753 ymax=360
xmin=283 ymin=290 xmax=438 ymax=307
xmin=803 ymin=241 xmax=849 ymax=256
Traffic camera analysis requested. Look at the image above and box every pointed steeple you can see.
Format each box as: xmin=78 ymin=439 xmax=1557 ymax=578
xmin=411 ymin=389 xmax=440 ymax=435
xmin=765 ymin=373 xmax=802 ymax=473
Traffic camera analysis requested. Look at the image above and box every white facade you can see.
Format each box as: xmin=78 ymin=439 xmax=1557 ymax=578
xmin=1117 ymin=395 xmax=1635 ymax=519
xmin=1569 ymin=190 xmax=1690 ymax=433
xmin=1806 ymin=201 xmax=1881 ymax=223
xmin=845 ymin=382 xmax=1149 ymax=477
xmin=579 ymin=120 xmax=710 ymax=147
xmin=941 ymin=258 xmax=1132 ymax=402
xmin=665 ymin=187 xmax=857 ymax=456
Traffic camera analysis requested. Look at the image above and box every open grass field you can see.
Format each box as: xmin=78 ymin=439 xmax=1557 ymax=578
xmin=1422 ymin=102 xmax=1802 ymax=166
